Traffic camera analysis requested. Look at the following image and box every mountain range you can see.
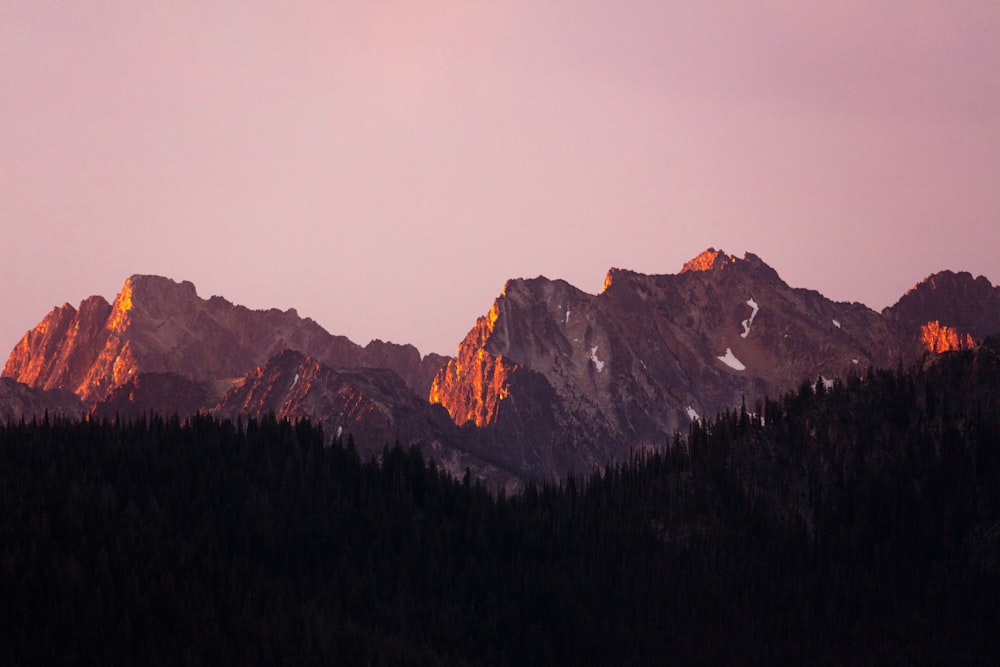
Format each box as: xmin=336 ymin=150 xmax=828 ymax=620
xmin=4 ymin=249 xmax=998 ymax=485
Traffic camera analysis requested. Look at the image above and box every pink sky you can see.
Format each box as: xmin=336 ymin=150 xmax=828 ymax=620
xmin=3 ymin=2 xmax=998 ymax=357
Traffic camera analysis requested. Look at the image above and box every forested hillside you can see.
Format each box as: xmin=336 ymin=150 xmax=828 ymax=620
xmin=3 ymin=339 xmax=1000 ymax=665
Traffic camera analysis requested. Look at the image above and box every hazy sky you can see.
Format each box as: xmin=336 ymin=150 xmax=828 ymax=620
xmin=3 ymin=2 xmax=998 ymax=357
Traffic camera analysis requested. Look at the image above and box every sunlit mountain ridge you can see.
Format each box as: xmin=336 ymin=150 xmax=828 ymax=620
xmin=3 ymin=249 xmax=999 ymax=484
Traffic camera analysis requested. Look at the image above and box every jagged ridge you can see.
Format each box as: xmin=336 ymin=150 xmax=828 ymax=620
xmin=429 ymin=249 xmax=999 ymax=481
xmin=3 ymin=252 xmax=998 ymax=485
xmin=3 ymin=275 xmax=447 ymax=404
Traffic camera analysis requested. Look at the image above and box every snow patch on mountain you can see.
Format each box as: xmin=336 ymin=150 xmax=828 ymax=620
xmin=741 ymin=298 xmax=759 ymax=338
xmin=717 ymin=348 xmax=746 ymax=371
xmin=832 ymin=319 xmax=841 ymax=329
xmin=590 ymin=346 xmax=605 ymax=372
xmin=686 ymin=406 xmax=700 ymax=422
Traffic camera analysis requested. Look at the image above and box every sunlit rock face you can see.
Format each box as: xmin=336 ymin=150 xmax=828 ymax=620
xmin=3 ymin=296 xmax=113 ymax=397
xmin=919 ymin=321 xmax=976 ymax=354
xmin=431 ymin=249 xmax=906 ymax=481
xmin=3 ymin=275 xmax=447 ymax=406
xmin=885 ymin=270 xmax=1000 ymax=355
xmin=428 ymin=295 xmax=537 ymax=429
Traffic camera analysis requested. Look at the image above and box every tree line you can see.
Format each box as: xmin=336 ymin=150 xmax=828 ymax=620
xmin=2 ymin=339 xmax=1000 ymax=665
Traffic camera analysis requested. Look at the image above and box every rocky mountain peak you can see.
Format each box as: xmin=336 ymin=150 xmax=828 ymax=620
xmin=121 ymin=274 xmax=198 ymax=306
xmin=107 ymin=274 xmax=198 ymax=333
xmin=602 ymin=267 xmax=642 ymax=292
xmin=677 ymin=248 xmax=783 ymax=285
xmin=894 ymin=270 xmax=996 ymax=306
xmin=680 ymin=247 xmax=734 ymax=273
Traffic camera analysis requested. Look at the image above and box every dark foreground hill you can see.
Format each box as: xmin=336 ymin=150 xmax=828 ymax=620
xmin=2 ymin=338 xmax=1000 ymax=665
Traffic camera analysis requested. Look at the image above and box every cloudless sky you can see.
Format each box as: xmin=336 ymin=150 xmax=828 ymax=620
xmin=3 ymin=2 xmax=998 ymax=357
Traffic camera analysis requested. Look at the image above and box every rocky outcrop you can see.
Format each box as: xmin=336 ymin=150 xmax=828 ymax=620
xmin=4 ymin=275 xmax=448 ymax=404
xmin=918 ymin=321 xmax=976 ymax=354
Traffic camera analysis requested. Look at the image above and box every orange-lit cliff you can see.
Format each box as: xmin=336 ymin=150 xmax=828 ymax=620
xmin=920 ymin=321 xmax=976 ymax=354
xmin=429 ymin=297 xmax=523 ymax=428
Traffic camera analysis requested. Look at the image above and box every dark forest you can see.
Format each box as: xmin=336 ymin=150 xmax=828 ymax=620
xmin=3 ymin=340 xmax=1000 ymax=665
